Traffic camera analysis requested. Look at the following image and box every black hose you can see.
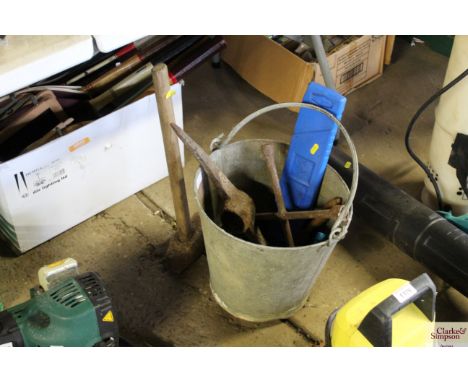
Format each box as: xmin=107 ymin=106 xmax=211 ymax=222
xmin=404 ymin=67 xmax=468 ymax=211
xmin=330 ymin=149 xmax=468 ymax=296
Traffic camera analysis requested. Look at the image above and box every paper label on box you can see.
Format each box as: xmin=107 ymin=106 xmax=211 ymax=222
xmin=335 ymin=40 xmax=371 ymax=92
xmin=311 ymin=36 xmax=385 ymax=96
xmin=68 ymin=137 xmax=90 ymax=152
xmin=12 ymin=158 xmax=69 ymax=200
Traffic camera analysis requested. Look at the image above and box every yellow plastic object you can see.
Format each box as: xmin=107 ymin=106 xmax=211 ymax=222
xmin=329 ymin=278 xmax=435 ymax=347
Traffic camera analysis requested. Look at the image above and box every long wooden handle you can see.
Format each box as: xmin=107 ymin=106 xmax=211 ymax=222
xmin=90 ymin=62 xmax=153 ymax=112
xmin=84 ymin=55 xmax=142 ymax=94
xmin=152 ymin=63 xmax=192 ymax=241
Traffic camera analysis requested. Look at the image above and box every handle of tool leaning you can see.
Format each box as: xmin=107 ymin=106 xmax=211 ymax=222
xmin=358 ymin=273 xmax=436 ymax=347
xmin=152 ymin=63 xmax=193 ymax=242
xmin=211 ymin=102 xmax=359 ymax=246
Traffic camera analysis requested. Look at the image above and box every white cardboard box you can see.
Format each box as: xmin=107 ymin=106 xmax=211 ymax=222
xmin=0 ymin=83 xmax=183 ymax=253
xmin=93 ymin=35 xmax=146 ymax=53
xmin=0 ymin=36 xmax=95 ymax=98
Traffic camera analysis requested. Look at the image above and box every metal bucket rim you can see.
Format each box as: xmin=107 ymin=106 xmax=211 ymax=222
xmin=210 ymin=102 xmax=359 ymax=244
xmin=193 ymin=139 xmax=351 ymax=251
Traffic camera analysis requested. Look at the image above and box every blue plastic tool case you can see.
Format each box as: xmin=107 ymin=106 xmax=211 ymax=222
xmin=280 ymin=82 xmax=347 ymax=210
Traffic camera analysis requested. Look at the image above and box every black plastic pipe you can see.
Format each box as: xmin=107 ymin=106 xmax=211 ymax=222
xmin=330 ymin=149 xmax=468 ymax=296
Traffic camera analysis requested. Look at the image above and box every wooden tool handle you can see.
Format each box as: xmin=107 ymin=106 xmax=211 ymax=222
xmin=152 ymin=63 xmax=192 ymax=241
xmin=84 ymin=55 xmax=142 ymax=94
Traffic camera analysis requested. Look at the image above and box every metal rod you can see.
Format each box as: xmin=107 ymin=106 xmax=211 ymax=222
xmin=256 ymin=206 xmax=340 ymax=221
xmin=305 ymin=197 xmax=342 ymax=229
xmin=261 ymin=144 xmax=294 ymax=246
xmin=170 ymin=123 xmax=229 ymax=200
xmin=152 ymin=64 xmax=192 ymax=242
xmin=310 ymin=35 xmax=335 ymax=89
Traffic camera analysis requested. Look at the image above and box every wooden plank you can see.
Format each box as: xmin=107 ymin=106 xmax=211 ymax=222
xmin=385 ymin=36 xmax=396 ymax=65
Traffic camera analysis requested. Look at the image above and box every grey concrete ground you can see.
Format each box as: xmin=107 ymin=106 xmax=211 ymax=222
xmin=0 ymin=39 xmax=466 ymax=346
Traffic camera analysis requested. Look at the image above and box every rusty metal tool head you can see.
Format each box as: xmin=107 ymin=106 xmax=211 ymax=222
xmin=297 ymin=197 xmax=343 ymax=245
xmin=170 ymin=122 xmax=258 ymax=238
xmin=306 ymin=197 xmax=343 ymax=229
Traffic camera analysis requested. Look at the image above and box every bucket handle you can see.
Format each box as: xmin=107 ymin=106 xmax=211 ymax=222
xmin=210 ymin=102 xmax=359 ymax=245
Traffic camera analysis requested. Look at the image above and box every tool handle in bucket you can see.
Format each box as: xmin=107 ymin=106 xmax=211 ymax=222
xmin=211 ymin=102 xmax=359 ymax=244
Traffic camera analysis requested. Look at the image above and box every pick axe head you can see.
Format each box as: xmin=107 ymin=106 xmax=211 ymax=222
xmin=164 ymin=213 xmax=205 ymax=274
xmin=169 ymin=122 xmax=258 ymax=237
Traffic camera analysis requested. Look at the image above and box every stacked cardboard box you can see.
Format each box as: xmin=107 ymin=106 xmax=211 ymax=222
xmin=222 ymin=35 xmax=390 ymax=105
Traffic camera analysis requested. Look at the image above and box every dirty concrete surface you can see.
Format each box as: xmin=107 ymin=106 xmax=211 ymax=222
xmin=0 ymin=39 xmax=466 ymax=346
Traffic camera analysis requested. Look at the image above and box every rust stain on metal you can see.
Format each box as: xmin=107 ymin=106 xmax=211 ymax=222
xmin=170 ymin=123 xmax=261 ymax=242
xmin=261 ymin=143 xmax=295 ymax=247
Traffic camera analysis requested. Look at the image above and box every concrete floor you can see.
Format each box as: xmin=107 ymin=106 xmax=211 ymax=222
xmin=0 ymin=39 xmax=466 ymax=346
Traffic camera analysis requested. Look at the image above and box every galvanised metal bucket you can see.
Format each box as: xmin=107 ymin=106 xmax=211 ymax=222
xmin=194 ymin=102 xmax=359 ymax=322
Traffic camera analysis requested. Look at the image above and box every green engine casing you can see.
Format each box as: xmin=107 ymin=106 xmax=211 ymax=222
xmin=0 ymin=272 xmax=118 ymax=347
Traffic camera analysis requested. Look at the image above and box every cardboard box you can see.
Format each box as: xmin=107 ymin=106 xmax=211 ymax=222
xmin=222 ymin=35 xmax=388 ymax=104
xmin=0 ymin=84 xmax=183 ymax=253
